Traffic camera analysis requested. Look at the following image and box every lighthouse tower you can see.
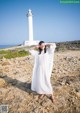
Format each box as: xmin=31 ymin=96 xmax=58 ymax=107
xmin=23 ymin=9 xmax=39 ymax=46
xmin=27 ymin=9 xmax=33 ymax=43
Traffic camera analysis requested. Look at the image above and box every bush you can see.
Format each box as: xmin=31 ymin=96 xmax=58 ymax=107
xmin=0 ymin=50 xmax=29 ymax=59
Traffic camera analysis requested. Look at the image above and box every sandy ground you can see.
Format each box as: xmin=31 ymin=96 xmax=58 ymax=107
xmin=0 ymin=50 xmax=80 ymax=113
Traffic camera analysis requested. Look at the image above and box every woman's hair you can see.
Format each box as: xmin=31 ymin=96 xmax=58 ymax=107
xmin=38 ymin=41 xmax=47 ymax=54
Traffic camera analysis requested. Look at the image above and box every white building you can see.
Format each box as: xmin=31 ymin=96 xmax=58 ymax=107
xmin=23 ymin=9 xmax=39 ymax=46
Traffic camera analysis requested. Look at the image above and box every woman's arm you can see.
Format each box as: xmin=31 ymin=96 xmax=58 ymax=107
xmin=29 ymin=45 xmax=39 ymax=50
xmin=29 ymin=45 xmax=39 ymax=56
xmin=46 ymin=43 xmax=56 ymax=54
xmin=45 ymin=43 xmax=56 ymax=47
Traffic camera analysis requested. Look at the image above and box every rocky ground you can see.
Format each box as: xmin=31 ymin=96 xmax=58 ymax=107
xmin=0 ymin=50 xmax=80 ymax=113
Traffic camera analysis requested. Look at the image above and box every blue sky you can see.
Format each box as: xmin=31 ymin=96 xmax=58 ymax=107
xmin=0 ymin=0 xmax=80 ymax=45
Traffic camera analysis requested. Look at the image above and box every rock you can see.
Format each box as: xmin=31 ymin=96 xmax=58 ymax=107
xmin=0 ymin=78 xmax=7 ymax=87
xmin=76 ymin=92 xmax=80 ymax=97
xmin=0 ymin=74 xmax=7 ymax=78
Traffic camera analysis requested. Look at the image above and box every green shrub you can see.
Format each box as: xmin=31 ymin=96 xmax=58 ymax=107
xmin=0 ymin=50 xmax=7 ymax=54
xmin=0 ymin=50 xmax=29 ymax=59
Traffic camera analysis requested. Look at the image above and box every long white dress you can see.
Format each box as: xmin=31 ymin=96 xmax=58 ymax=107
xmin=29 ymin=43 xmax=56 ymax=94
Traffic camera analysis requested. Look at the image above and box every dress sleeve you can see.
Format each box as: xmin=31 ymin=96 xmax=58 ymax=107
xmin=47 ymin=43 xmax=56 ymax=54
xmin=29 ymin=49 xmax=38 ymax=56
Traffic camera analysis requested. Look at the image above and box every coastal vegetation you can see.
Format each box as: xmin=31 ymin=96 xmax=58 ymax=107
xmin=0 ymin=49 xmax=29 ymax=59
xmin=0 ymin=40 xmax=80 ymax=59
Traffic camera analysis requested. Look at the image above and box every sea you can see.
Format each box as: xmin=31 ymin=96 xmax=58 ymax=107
xmin=0 ymin=45 xmax=16 ymax=49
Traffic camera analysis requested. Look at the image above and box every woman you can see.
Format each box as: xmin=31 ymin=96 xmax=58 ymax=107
xmin=29 ymin=41 xmax=56 ymax=102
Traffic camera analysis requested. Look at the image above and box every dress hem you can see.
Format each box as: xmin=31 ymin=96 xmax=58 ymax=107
xmin=31 ymin=89 xmax=53 ymax=94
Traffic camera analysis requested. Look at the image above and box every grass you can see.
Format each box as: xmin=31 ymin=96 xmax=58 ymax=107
xmin=0 ymin=49 xmax=29 ymax=59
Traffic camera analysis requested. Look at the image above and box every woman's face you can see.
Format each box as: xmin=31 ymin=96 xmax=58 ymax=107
xmin=39 ymin=43 xmax=45 ymax=50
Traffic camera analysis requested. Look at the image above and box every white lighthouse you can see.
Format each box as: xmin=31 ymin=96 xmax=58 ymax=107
xmin=27 ymin=9 xmax=33 ymax=42
xmin=23 ymin=9 xmax=39 ymax=46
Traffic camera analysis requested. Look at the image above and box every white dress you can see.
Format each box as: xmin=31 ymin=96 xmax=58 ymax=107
xmin=29 ymin=43 xmax=56 ymax=94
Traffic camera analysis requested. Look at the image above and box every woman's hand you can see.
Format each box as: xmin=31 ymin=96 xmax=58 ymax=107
xmin=30 ymin=45 xmax=40 ymax=50
xmin=35 ymin=45 xmax=40 ymax=49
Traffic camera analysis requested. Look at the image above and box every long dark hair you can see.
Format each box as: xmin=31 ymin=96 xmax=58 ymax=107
xmin=38 ymin=41 xmax=47 ymax=54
